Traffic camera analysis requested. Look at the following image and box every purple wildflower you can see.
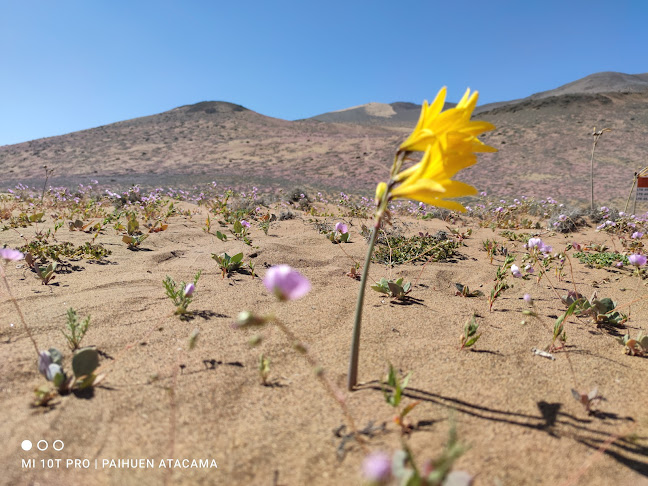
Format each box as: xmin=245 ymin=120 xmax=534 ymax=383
xmin=511 ymin=265 xmax=522 ymax=278
xmin=183 ymin=283 xmax=195 ymax=297
xmin=263 ymin=265 xmax=311 ymax=301
xmin=362 ymin=451 xmax=392 ymax=483
xmin=0 ymin=248 xmax=24 ymax=262
xmin=632 ymin=231 xmax=643 ymax=239
xmin=628 ymin=254 xmax=647 ymax=267
xmin=335 ymin=222 xmax=348 ymax=234
xmin=240 ymin=220 xmax=251 ymax=228
xmin=38 ymin=351 xmax=52 ymax=377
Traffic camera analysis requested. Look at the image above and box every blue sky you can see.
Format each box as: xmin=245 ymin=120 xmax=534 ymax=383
xmin=1 ymin=0 xmax=646 ymax=146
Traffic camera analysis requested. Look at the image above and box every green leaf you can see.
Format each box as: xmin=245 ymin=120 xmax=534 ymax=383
xmin=127 ymin=217 xmax=139 ymax=235
xmin=638 ymin=334 xmax=648 ymax=349
xmin=215 ymin=231 xmax=227 ymax=241
xmin=48 ymin=348 xmax=64 ymax=366
xmin=72 ymin=347 xmax=99 ymax=377
xmin=593 ymin=298 xmax=615 ymax=314
xmin=465 ymin=334 xmax=481 ymax=347
xmin=233 ymin=220 xmax=242 ymax=234
xmin=401 ymin=401 xmax=419 ymax=419
xmin=401 ymin=371 xmax=412 ymax=390
xmin=52 ymin=369 xmax=65 ymax=388
xmin=230 ymin=253 xmax=244 ymax=265
xmin=387 ymin=282 xmax=403 ymax=297
xmin=77 ymin=374 xmax=96 ymax=390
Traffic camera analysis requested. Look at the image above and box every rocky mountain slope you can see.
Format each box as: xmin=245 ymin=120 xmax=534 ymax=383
xmin=1 ymin=72 xmax=647 ymax=206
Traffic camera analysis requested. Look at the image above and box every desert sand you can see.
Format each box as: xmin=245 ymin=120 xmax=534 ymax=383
xmin=0 ymin=186 xmax=647 ymax=486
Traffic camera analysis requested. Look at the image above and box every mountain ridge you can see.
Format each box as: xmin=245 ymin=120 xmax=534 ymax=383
xmin=1 ymin=71 xmax=647 ymax=205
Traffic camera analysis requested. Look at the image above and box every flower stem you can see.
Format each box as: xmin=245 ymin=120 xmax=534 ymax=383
xmin=348 ymin=218 xmax=380 ymax=390
xmin=0 ymin=264 xmax=40 ymax=355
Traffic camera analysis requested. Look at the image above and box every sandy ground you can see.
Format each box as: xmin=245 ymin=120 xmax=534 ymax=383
xmin=1 ymin=198 xmax=647 ymax=486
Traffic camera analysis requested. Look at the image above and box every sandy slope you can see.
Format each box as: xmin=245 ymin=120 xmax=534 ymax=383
xmin=0 ymin=199 xmax=647 ymax=486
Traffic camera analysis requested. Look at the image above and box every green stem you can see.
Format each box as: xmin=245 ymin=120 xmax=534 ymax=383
xmin=347 ymin=217 xmax=380 ymax=390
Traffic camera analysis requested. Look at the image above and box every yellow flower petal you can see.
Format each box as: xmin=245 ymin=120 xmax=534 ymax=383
xmin=375 ymin=181 xmax=388 ymax=205
xmin=388 ymin=88 xmax=494 ymax=212
xmin=398 ymin=88 xmax=495 ymax=154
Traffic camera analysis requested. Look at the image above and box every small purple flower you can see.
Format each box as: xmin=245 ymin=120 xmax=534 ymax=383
xmin=38 ymin=351 xmax=52 ymax=377
xmin=632 ymin=231 xmax=644 ymax=239
xmin=0 ymin=248 xmax=24 ymax=262
xmin=263 ymin=265 xmax=311 ymax=301
xmin=335 ymin=222 xmax=348 ymax=234
xmin=628 ymin=254 xmax=647 ymax=267
xmin=511 ymin=265 xmax=522 ymax=278
xmin=46 ymin=363 xmax=64 ymax=382
xmin=524 ymin=265 xmax=534 ymax=274
xmin=523 ymin=294 xmax=533 ymax=304
xmin=240 ymin=220 xmax=251 ymax=228
xmin=183 ymin=283 xmax=195 ymax=297
xmin=362 ymin=451 xmax=392 ymax=483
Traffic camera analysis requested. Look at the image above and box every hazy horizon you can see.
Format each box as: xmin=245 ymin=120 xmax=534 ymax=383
xmin=1 ymin=0 xmax=647 ymax=146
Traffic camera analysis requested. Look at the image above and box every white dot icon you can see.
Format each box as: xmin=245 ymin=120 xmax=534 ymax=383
xmin=21 ymin=440 xmax=32 ymax=451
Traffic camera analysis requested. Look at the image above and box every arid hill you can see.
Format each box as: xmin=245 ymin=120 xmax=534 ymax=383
xmin=1 ymin=72 xmax=647 ymax=206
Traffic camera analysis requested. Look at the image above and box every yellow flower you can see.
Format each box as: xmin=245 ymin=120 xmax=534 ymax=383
xmin=389 ymin=144 xmax=478 ymax=211
xmin=375 ymin=182 xmax=387 ymax=206
xmin=374 ymin=88 xmax=496 ymax=212
xmin=398 ymin=87 xmax=497 ymax=156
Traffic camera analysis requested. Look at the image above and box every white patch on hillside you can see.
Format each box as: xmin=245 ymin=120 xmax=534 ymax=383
xmin=331 ymin=102 xmax=396 ymax=118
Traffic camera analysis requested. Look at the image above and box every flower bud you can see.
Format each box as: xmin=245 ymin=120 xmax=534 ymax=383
xmin=375 ymin=182 xmax=387 ymax=205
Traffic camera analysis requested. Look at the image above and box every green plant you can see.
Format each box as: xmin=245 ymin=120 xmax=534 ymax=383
xmin=259 ymin=213 xmax=273 ymax=235
xmin=567 ymin=293 xmax=628 ymax=327
xmin=232 ymin=220 xmax=252 ymax=245
xmin=203 ymin=214 xmax=212 ymax=234
xmin=19 ymin=241 xmax=111 ymax=262
xmin=122 ymin=214 xmax=149 ymax=248
xmin=259 ymin=354 xmax=271 ymax=385
xmin=24 ymin=253 xmax=57 ymax=285
xmin=390 ymin=420 xmax=469 ymax=485
xmin=37 ymin=346 xmax=103 ymax=398
xmin=574 ymin=251 xmax=629 ymax=268
xmin=488 ymin=255 xmax=515 ymax=312
xmin=62 ymin=308 xmax=91 ymax=350
xmin=212 ymin=252 xmax=244 ymax=278
xmin=372 ymin=232 xmax=459 ymax=266
xmin=382 ymin=363 xmax=419 ymax=434
xmin=371 ymin=277 xmax=411 ymax=300
xmin=163 ymin=271 xmax=202 ymax=316
xmin=616 ymin=331 xmax=648 ymax=356
xmin=499 ymin=230 xmax=532 ymax=243
xmin=454 ymin=283 xmax=483 ymax=297
xmin=460 ymin=314 xmax=481 ymax=349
